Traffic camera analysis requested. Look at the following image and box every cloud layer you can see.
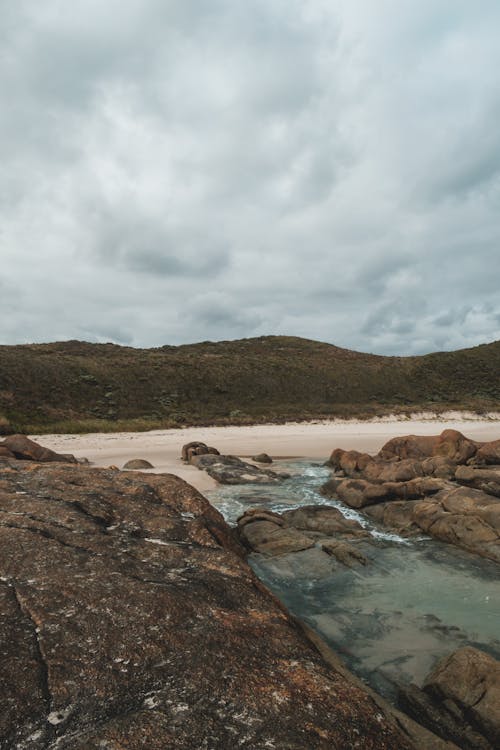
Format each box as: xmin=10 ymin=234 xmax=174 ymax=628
xmin=1 ymin=0 xmax=499 ymax=354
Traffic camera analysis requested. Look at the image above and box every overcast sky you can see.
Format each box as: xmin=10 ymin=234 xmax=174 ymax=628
xmin=1 ymin=1 xmax=499 ymax=355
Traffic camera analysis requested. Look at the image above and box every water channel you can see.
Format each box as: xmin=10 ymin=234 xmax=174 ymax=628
xmin=207 ymin=460 xmax=500 ymax=701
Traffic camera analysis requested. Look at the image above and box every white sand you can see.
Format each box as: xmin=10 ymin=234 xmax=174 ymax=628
xmin=31 ymin=412 xmax=500 ymax=493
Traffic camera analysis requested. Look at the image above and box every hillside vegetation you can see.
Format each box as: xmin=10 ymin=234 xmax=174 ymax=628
xmin=0 ymin=336 xmax=499 ymax=433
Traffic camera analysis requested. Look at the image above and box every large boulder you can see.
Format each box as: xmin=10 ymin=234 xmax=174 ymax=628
xmin=2 ymin=435 xmax=77 ymax=463
xmin=0 ymin=462 xmax=416 ymax=749
xmin=377 ymin=431 xmax=478 ymax=465
xmin=378 ymin=435 xmax=439 ymax=461
xmin=399 ymin=647 xmax=500 ymax=750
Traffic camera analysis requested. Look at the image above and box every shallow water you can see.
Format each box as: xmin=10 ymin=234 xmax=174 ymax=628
xmin=207 ymin=460 xmax=500 ymax=700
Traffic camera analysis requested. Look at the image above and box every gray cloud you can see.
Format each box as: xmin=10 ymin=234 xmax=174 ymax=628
xmin=0 ymin=0 xmax=499 ymax=354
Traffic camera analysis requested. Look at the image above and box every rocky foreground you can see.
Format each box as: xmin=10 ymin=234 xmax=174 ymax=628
xmin=0 ymin=440 xmax=451 ymax=750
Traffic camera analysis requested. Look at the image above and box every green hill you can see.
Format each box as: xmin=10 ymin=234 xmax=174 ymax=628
xmin=0 ymin=336 xmax=499 ymax=433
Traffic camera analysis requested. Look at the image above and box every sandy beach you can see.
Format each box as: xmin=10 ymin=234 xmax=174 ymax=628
xmin=31 ymin=412 xmax=500 ymax=493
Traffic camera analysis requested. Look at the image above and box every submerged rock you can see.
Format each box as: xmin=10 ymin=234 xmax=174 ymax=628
xmin=0 ymin=461 xmax=419 ymax=749
xmin=192 ymin=453 xmax=284 ymax=484
xmin=252 ymin=452 xmax=273 ymax=463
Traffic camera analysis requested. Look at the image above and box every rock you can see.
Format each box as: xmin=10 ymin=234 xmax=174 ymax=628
xmin=181 ymin=442 xmax=220 ymax=462
xmin=433 ymin=430 xmax=478 ymax=465
xmin=455 ymin=465 xmax=500 ymax=498
xmin=377 ymin=431 xmax=479 ymax=465
xmin=424 ymin=647 xmax=500 ymax=747
xmin=192 ymin=454 xmax=283 ymax=485
xmin=323 ymin=477 xmax=446 ymax=510
xmin=252 ymin=453 xmax=273 ymax=464
xmin=237 ymin=505 xmax=370 ymax=558
xmin=398 ymin=682 xmax=492 ymax=750
xmin=2 ymin=435 xmax=77 ymax=463
xmin=282 ymin=505 xmax=369 ymax=538
xmin=474 ymin=439 xmax=500 ymax=466
xmin=239 ymin=519 xmax=316 ymax=556
xmin=378 ymin=434 xmax=440 ymax=461
xmin=123 ymin=459 xmax=155 ymax=470
xmin=0 ymin=445 xmax=15 ymax=459
xmin=326 ymin=448 xmax=373 ymax=474
xmin=320 ymin=540 xmax=368 ymax=566
xmin=399 ymin=647 xmax=500 ymax=750
xmin=0 ymin=461 xmax=417 ymax=749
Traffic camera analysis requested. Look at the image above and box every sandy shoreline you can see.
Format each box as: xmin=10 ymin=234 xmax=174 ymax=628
xmin=32 ymin=413 xmax=500 ymax=493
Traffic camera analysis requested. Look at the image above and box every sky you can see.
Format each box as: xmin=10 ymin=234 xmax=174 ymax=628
xmin=1 ymin=0 xmax=499 ymax=355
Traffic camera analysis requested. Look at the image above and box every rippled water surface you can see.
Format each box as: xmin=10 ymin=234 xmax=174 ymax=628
xmin=207 ymin=460 xmax=500 ymax=699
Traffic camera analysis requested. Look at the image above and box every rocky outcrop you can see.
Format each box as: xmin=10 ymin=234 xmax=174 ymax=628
xmin=123 ymin=458 xmax=155 ymax=469
xmin=323 ymin=430 xmax=500 ymax=561
xmin=399 ymin=647 xmax=500 ymax=750
xmin=0 ymin=434 xmax=77 ymax=463
xmin=0 ymin=461 xmax=420 ymax=749
xmin=192 ymin=453 xmax=285 ymax=484
xmin=238 ymin=504 xmax=370 ymax=563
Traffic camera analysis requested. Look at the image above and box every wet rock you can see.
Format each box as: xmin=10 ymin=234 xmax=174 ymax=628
xmin=0 ymin=461 xmax=417 ymax=749
xmin=320 ymin=540 xmax=368 ymax=566
xmin=398 ymin=683 xmax=492 ymax=750
xmin=323 ymin=477 xmax=446 ymax=510
xmin=282 ymin=505 xmax=369 ymax=538
xmin=2 ymin=435 xmax=77 ymax=463
xmin=192 ymin=453 xmax=283 ymax=484
xmin=365 ymin=488 xmax=500 ymax=562
xmin=252 ymin=452 xmax=273 ymax=464
xmin=325 ymin=429 xmax=500 ymax=561
xmin=399 ymin=646 xmax=500 ymax=750
xmin=123 ymin=459 xmax=155 ymax=470
xmin=238 ymin=505 xmax=370 ymax=561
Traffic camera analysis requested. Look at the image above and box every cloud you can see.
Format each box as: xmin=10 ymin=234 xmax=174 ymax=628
xmin=0 ymin=0 xmax=499 ymax=354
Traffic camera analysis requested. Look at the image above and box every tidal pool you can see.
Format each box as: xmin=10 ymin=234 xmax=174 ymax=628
xmin=207 ymin=460 xmax=500 ymax=701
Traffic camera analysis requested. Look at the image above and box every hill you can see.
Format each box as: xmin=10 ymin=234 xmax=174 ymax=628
xmin=0 ymin=335 xmax=499 ymax=433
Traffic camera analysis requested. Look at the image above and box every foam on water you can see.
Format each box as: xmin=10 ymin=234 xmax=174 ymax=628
xmin=206 ymin=458 xmax=500 ymax=701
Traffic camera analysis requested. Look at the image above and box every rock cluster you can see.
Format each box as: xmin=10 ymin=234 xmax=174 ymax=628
xmin=399 ymin=646 xmax=500 ymax=750
xmin=322 ymin=430 xmax=500 ymax=562
xmin=182 ymin=442 xmax=285 ymax=484
xmin=0 ymin=434 xmax=77 ymax=464
xmin=238 ymin=505 xmax=371 ymax=564
xmin=0 ymin=459 xmax=420 ymax=749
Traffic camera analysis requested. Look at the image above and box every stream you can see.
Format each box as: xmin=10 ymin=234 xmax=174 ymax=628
xmin=206 ymin=460 xmax=500 ymax=701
